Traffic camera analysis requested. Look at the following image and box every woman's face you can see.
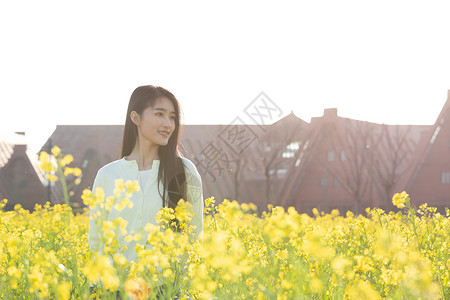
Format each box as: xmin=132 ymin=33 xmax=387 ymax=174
xmin=133 ymin=97 xmax=176 ymax=147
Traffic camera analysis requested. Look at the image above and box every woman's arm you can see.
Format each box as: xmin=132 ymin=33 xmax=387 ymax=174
xmin=182 ymin=158 xmax=204 ymax=242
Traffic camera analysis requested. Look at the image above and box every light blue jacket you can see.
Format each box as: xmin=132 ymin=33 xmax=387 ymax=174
xmin=88 ymin=157 xmax=204 ymax=262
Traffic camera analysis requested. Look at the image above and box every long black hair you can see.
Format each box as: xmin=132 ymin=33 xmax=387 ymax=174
xmin=121 ymin=85 xmax=187 ymax=213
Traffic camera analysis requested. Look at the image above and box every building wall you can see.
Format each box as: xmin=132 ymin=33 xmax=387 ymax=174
xmin=288 ymin=126 xmax=368 ymax=214
xmin=408 ymin=116 xmax=450 ymax=211
xmin=0 ymin=144 xmax=46 ymax=211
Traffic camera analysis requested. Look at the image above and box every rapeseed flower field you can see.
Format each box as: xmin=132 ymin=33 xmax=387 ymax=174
xmin=0 ymin=147 xmax=448 ymax=299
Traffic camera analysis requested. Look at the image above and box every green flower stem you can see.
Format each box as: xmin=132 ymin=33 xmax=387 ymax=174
xmin=57 ymin=166 xmax=71 ymax=226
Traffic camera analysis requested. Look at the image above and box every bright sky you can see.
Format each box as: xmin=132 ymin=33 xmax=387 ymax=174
xmin=1 ymin=0 xmax=449 ymax=153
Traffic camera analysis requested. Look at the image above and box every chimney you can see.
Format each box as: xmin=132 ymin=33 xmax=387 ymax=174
xmin=323 ymin=108 xmax=338 ymax=119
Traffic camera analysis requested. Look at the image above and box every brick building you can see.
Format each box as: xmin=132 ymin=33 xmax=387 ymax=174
xmin=39 ymin=93 xmax=450 ymax=214
xmin=395 ymin=91 xmax=450 ymax=212
xmin=0 ymin=132 xmax=46 ymax=211
xmin=279 ymin=109 xmax=431 ymax=214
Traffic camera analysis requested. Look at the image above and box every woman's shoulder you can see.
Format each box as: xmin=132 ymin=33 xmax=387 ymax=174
xmin=180 ymin=157 xmax=201 ymax=177
xmin=96 ymin=158 xmax=128 ymax=175
xmin=180 ymin=157 xmax=203 ymax=191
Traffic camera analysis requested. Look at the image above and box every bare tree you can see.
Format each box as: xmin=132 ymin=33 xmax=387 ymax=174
xmin=247 ymin=118 xmax=305 ymax=209
xmin=230 ymin=157 xmax=248 ymax=201
xmin=369 ymin=124 xmax=416 ymax=207
xmin=316 ymin=119 xmax=379 ymax=214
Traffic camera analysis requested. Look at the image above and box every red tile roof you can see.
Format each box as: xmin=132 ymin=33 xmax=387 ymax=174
xmin=0 ymin=140 xmax=15 ymax=169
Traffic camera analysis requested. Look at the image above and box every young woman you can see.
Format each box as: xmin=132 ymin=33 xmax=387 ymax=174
xmin=88 ymin=85 xmax=204 ymax=264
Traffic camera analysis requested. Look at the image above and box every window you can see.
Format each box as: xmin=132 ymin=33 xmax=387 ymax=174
xmin=320 ymin=177 xmax=327 ymax=188
xmin=282 ymin=152 xmax=294 ymax=158
xmin=441 ymin=172 xmax=450 ymax=184
xmin=82 ymin=159 xmax=89 ymax=168
xmin=286 ymin=142 xmax=300 ymax=151
xmin=269 ymin=169 xmax=287 ymax=176
xmin=282 ymin=142 xmax=300 ymax=158
xmin=430 ymin=126 xmax=440 ymax=144
xmin=295 ymin=141 xmax=309 ymax=167
xmin=334 ymin=178 xmax=340 ymax=188
xmin=340 ymin=150 xmax=347 ymax=161
xmin=327 ymin=151 xmax=334 ymax=162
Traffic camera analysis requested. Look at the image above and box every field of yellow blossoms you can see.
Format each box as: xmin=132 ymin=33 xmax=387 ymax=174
xmin=0 ymin=147 xmax=448 ymax=299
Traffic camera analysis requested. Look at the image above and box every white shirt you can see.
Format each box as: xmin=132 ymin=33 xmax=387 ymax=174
xmin=88 ymin=156 xmax=204 ymax=262
xmin=139 ymin=168 xmax=153 ymax=190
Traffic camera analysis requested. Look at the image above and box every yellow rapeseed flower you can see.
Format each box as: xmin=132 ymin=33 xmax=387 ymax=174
xmin=345 ymin=280 xmax=381 ymax=300
xmin=51 ymin=145 xmax=61 ymax=157
xmin=57 ymin=280 xmax=71 ymax=300
xmin=64 ymin=167 xmax=73 ymax=176
xmin=124 ymin=277 xmax=151 ymax=300
xmin=7 ymin=265 xmax=21 ymax=279
xmin=125 ymin=180 xmax=140 ymax=192
xmin=312 ymin=208 xmax=319 ymax=217
xmin=73 ymin=167 xmax=82 ymax=176
xmin=39 ymin=151 xmax=56 ymax=173
xmin=162 ymin=269 xmax=172 ymax=277
xmin=392 ymin=191 xmax=410 ymax=209
xmin=0 ymin=198 xmax=7 ymax=210
xmin=114 ymin=198 xmax=134 ymax=212
xmin=175 ymin=199 xmax=193 ymax=223
xmin=310 ymin=277 xmax=323 ymax=293
xmin=45 ymin=174 xmax=58 ymax=182
xmin=332 ymin=256 xmax=352 ymax=276
xmin=205 ymin=197 xmax=215 ymax=208
xmin=113 ymin=254 xmax=127 ymax=266
xmin=60 ymin=154 xmax=74 ymax=167
xmin=115 ymin=178 xmax=125 ymax=191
